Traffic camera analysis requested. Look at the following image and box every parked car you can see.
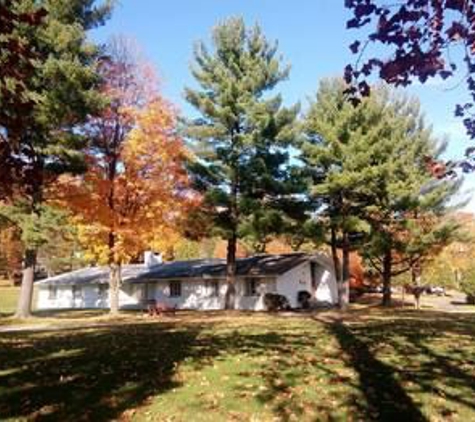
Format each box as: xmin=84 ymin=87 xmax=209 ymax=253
xmin=365 ymin=285 xmax=383 ymax=293
xmin=426 ymin=286 xmax=445 ymax=296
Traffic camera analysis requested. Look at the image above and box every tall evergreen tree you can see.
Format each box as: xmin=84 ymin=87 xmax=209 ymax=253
xmin=301 ymin=78 xmax=460 ymax=308
xmin=356 ymin=93 xmax=461 ymax=306
xmin=185 ymin=17 xmax=299 ymax=309
xmin=0 ymin=0 xmax=47 ymax=199
xmin=302 ymin=78 xmax=378 ymax=309
xmin=0 ymin=0 xmax=112 ymax=318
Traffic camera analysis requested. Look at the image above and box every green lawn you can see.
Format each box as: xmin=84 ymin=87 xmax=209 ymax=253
xmin=0 ymin=285 xmax=20 ymax=316
xmin=0 ymin=310 xmax=474 ymax=421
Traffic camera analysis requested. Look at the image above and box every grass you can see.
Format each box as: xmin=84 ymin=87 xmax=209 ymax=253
xmin=0 ymin=285 xmax=20 ymax=316
xmin=0 ymin=309 xmax=474 ymax=421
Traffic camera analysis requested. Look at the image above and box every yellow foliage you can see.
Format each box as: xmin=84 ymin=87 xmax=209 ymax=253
xmin=57 ymin=96 xmax=199 ymax=266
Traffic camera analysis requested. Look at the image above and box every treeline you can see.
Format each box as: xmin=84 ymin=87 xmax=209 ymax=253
xmin=0 ymin=4 xmax=464 ymax=316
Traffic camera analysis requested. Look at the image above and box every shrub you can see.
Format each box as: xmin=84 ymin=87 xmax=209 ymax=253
xmin=460 ymin=268 xmax=475 ymax=304
xmin=263 ymin=293 xmax=290 ymax=312
xmin=297 ymin=290 xmax=312 ymax=309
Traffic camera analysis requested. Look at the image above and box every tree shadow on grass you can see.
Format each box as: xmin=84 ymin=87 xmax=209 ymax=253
xmin=213 ymin=326 xmax=361 ymax=421
xmin=0 ymin=321 xmax=210 ymax=421
xmin=328 ymin=311 xmax=475 ymax=421
xmin=0 ymin=320 xmax=313 ymax=421
xmin=329 ymin=322 xmax=427 ymax=421
xmin=1 ymin=311 xmax=474 ymax=421
xmin=0 ymin=318 xmax=350 ymax=421
xmin=346 ymin=312 xmax=475 ymax=413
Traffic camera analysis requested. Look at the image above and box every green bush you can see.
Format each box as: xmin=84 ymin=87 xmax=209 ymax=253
xmin=263 ymin=293 xmax=290 ymax=312
xmin=460 ymin=268 xmax=475 ymax=304
xmin=297 ymin=290 xmax=311 ymax=309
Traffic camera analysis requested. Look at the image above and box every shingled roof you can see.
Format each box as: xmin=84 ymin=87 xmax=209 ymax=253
xmin=133 ymin=253 xmax=310 ymax=282
xmin=37 ymin=253 xmax=312 ymax=285
xmin=36 ymin=264 xmax=151 ymax=286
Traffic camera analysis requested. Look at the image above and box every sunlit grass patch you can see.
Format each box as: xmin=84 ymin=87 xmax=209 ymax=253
xmin=0 ymin=286 xmax=20 ymax=317
xmin=0 ymin=310 xmax=474 ymax=421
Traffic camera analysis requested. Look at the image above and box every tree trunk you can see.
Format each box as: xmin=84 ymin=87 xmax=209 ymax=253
xmin=224 ymin=233 xmax=237 ymax=310
xmin=15 ymin=176 xmax=42 ymax=318
xmin=382 ymin=248 xmax=392 ymax=306
xmin=330 ymin=225 xmax=341 ymax=282
xmin=107 ymin=229 xmax=121 ymax=315
xmin=414 ymin=292 xmax=421 ymax=310
xmin=339 ymin=231 xmax=350 ymax=311
xmin=412 ymin=264 xmax=422 ymax=310
xmin=454 ymin=269 xmax=461 ymax=290
xmin=224 ymin=157 xmax=239 ymax=310
xmin=109 ymin=263 xmax=121 ymax=315
xmin=15 ymin=249 xmax=36 ymax=319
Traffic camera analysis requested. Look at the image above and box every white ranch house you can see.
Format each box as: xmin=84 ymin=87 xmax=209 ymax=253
xmin=36 ymin=252 xmax=338 ymax=311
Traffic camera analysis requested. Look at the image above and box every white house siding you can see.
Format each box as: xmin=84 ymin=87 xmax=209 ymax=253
xmin=37 ymin=284 xmax=109 ymax=310
xmin=37 ymin=283 xmax=156 ymax=310
xmin=36 ymin=257 xmax=338 ymax=311
xmin=141 ymin=279 xmax=223 ymax=310
xmin=135 ymin=278 xmax=275 ymax=311
xmin=276 ymin=260 xmax=338 ymax=307
xmin=276 ymin=262 xmax=312 ymax=308
xmin=314 ymin=264 xmax=338 ymax=305
xmin=235 ymin=277 xmax=276 ymax=311
xmin=117 ymin=284 xmax=143 ymax=309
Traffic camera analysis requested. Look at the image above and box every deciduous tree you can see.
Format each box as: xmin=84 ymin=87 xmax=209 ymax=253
xmin=0 ymin=218 xmax=23 ymax=283
xmin=60 ymin=39 xmax=195 ymax=313
xmin=345 ymin=0 xmax=475 ymax=172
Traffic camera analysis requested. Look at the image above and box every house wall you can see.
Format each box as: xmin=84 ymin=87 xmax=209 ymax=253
xmin=313 ymin=263 xmax=338 ymax=305
xmin=138 ymin=278 xmax=276 ymax=311
xmin=37 ymin=284 xmax=110 ymax=310
xmin=37 ymin=278 xmax=276 ymax=311
xmin=141 ymin=279 xmax=224 ymax=310
xmin=235 ymin=277 xmax=276 ymax=311
xmin=276 ymin=262 xmax=312 ymax=307
xmin=276 ymin=260 xmax=338 ymax=307
xmin=36 ymin=259 xmax=338 ymax=311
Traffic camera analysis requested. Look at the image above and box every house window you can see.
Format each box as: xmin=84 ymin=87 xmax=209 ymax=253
xmin=169 ymin=280 xmax=181 ymax=298
xmin=97 ymin=284 xmax=108 ymax=299
xmin=207 ymin=280 xmax=219 ymax=297
xmin=140 ymin=283 xmax=149 ymax=301
xmin=72 ymin=285 xmax=82 ymax=300
xmin=48 ymin=285 xmax=57 ymax=300
xmin=245 ymin=278 xmax=259 ymax=297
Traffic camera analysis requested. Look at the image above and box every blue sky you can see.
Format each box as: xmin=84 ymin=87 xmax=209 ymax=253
xmin=92 ymin=0 xmax=474 ymax=211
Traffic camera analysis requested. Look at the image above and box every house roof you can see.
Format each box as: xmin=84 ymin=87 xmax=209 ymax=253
xmin=133 ymin=253 xmax=310 ymax=282
xmin=36 ymin=264 xmax=151 ymax=286
xmin=37 ymin=253 xmax=315 ymax=286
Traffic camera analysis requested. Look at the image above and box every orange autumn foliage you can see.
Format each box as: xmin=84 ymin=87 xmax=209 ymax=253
xmin=59 ymin=99 xmax=197 ymax=265
xmin=212 ymin=240 xmax=250 ymax=259
xmin=0 ymin=225 xmax=23 ymax=282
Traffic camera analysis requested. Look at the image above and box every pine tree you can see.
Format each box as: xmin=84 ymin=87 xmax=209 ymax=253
xmin=0 ymin=1 xmax=50 ymax=200
xmin=185 ymin=17 xmax=299 ymax=309
xmin=0 ymin=0 xmax=112 ymax=318
xmin=301 ymin=78 xmax=378 ymax=309
xmin=302 ymin=78 xmax=461 ymax=307
xmin=355 ymin=93 xmax=461 ymax=306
